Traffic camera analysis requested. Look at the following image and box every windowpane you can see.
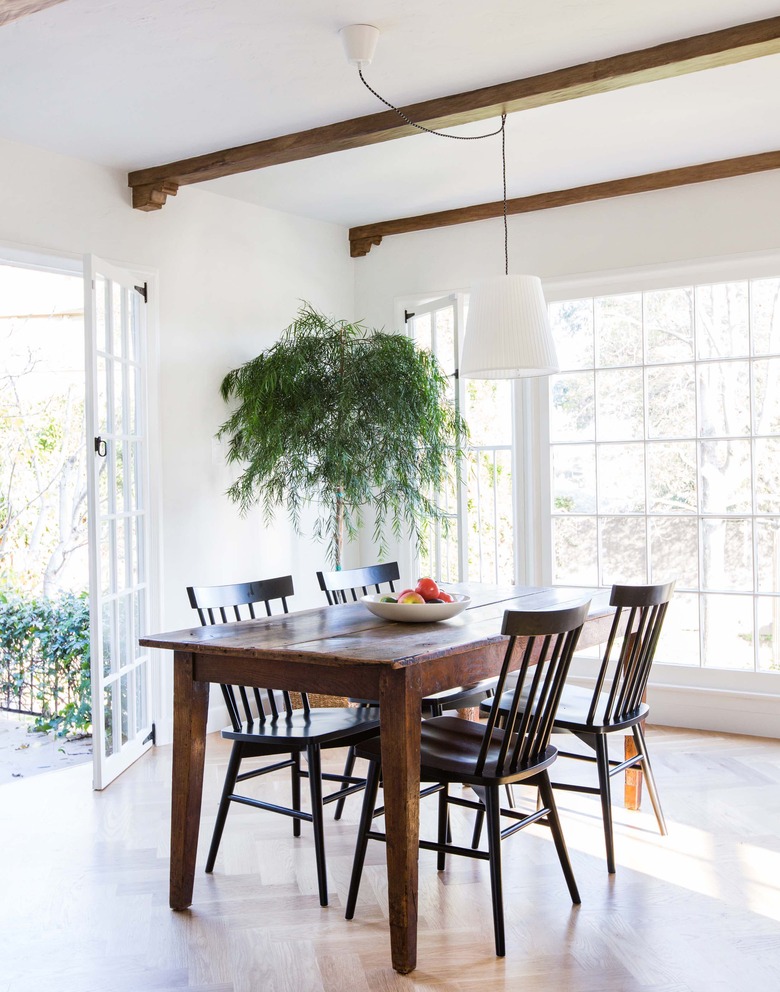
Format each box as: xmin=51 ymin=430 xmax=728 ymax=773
xmin=599 ymin=516 xmax=647 ymax=585
xmin=701 ymin=518 xmax=752 ymax=592
xmin=550 ymin=372 xmax=594 ymax=442
xmin=697 ymin=361 xmax=750 ymax=437
xmin=700 ymin=594 xmax=754 ymax=670
xmin=644 ymin=287 xmax=693 ymax=364
xmin=756 ymin=597 xmax=780 ymax=672
xmin=698 ymin=440 xmax=751 ymax=515
xmin=596 ymin=368 xmax=643 ymax=440
xmin=649 ymin=517 xmax=698 ymax=588
xmin=552 ymin=517 xmax=597 ymax=585
xmin=756 ymin=518 xmax=780 ymax=593
xmin=654 ymin=592 xmax=700 ymax=666
xmin=647 ymin=365 xmax=695 ymax=439
xmin=695 ymin=282 xmax=749 ymax=360
xmin=755 ymin=438 xmax=780 ymax=514
xmin=750 ymin=278 xmax=780 ymax=356
xmin=753 ymin=359 xmax=780 ymax=435
xmin=548 ymin=299 xmax=593 ymax=370
xmin=597 ymin=445 xmax=645 ymax=514
xmin=595 ymin=293 xmax=642 ymax=367
xmin=465 ymin=379 xmax=511 ymax=446
xmin=552 ymin=445 xmax=596 ymax=513
xmin=647 ymin=441 xmax=696 ymax=514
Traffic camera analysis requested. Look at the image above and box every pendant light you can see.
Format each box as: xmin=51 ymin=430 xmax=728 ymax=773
xmin=460 ymin=111 xmax=558 ymax=378
xmin=341 ymin=25 xmax=559 ymax=379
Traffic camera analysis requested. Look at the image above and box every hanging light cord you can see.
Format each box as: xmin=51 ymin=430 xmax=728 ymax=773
xmin=500 ymin=112 xmax=508 ymax=275
xmin=358 ymin=69 xmax=510 ymax=273
xmin=358 ymin=67 xmax=504 ymax=140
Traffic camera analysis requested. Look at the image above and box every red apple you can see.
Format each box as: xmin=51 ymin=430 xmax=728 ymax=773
xmin=415 ymin=577 xmax=440 ymax=601
xmin=398 ymin=591 xmax=425 ymax=604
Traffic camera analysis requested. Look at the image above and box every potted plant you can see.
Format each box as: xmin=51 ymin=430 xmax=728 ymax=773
xmin=218 ymin=302 xmax=468 ymax=567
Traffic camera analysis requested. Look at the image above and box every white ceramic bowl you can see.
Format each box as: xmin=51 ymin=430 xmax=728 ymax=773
xmin=361 ymin=592 xmax=470 ymax=623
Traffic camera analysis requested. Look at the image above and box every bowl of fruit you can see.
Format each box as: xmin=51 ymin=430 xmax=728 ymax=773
xmin=361 ymin=577 xmax=470 ymax=623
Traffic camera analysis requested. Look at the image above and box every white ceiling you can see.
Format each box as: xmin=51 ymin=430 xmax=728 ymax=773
xmin=1 ymin=0 xmax=779 ymax=228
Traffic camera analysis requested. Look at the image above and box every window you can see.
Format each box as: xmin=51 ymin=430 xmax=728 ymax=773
xmin=548 ymin=277 xmax=780 ymax=674
xmin=407 ymin=296 xmax=515 ymax=585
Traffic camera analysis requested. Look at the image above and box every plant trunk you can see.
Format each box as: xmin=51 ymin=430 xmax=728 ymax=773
xmin=334 ymin=492 xmax=344 ymax=570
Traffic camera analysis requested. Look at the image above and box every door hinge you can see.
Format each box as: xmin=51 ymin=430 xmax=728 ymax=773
xmin=404 ymin=309 xmax=415 ymax=323
xmin=134 ymin=282 xmax=148 ymax=302
xmin=143 ymin=724 xmax=156 ymax=746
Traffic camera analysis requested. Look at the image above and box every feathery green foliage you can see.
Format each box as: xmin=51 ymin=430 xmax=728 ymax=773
xmin=218 ymin=303 xmax=468 ymax=567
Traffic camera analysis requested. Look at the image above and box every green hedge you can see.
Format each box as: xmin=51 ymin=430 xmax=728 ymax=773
xmin=0 ymin=592 xmax=91 ymax=736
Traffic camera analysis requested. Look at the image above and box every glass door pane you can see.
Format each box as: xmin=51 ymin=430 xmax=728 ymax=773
xmin=84 ymin=256 xmax=153 ymax=788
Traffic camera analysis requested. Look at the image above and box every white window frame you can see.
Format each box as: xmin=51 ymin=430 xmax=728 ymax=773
xmin=539 ymin=249 xmax=780 ymax=712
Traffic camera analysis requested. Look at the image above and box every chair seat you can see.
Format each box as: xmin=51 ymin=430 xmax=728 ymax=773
xmin=483 ymin=683 xmax=650 ymax=734
xmin=223 ymin=705 xmax=380 ymax=747
xmin=552 ymin=684 xmax=650 ymax=733
xmin=356 ymin=715 xmax=557 ymax=786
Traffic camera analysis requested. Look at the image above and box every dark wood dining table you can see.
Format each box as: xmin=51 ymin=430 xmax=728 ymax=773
xmin=140 ymin=582 xmax=613 ymax=974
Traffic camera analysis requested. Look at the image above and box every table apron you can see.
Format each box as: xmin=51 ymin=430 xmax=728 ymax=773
xmin=192 ymin=653 xmax=384 ymax=699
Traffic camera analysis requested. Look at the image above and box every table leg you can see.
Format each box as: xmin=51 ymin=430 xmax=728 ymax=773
xmin=624 ymin=732 xmax=643 ymax=810
xmin=378 ymin=667 xmax=423 ymax=974
xmin=170 ymin=650 xmax=210 ymax=910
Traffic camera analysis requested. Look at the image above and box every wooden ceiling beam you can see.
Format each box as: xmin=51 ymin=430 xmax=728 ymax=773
xmin=349 ymin=150 xmax=780 ymax=256
xmin=0 ymin=1 xmax=69 ymax=27
xmin=128 ymin=16 xmax=780 ymax=210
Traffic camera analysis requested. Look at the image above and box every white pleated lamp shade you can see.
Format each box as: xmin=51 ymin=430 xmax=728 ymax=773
xmin=460 ymin=274 xmax=559 ymax=378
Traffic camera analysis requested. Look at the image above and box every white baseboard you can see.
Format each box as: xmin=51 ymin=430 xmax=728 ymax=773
xmin=646 ymin=681 xmax=780 ymax=739
xmin=567 ymin=674 xmax=780 ymax=739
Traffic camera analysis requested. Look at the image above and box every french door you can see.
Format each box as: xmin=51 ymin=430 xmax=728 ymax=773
xmin=84 ymin=255 xmax=153 ymax=789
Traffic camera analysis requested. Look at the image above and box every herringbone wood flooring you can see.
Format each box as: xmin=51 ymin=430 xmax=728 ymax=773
xmin=1 ymin=726 xmax=779 ymax=991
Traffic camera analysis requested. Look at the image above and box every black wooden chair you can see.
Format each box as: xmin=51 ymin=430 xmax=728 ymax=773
xmin=478 ymin=581 xmax=674 ymax=873
xmin=316 ymin=562 xmax=402 ymax=604
xmin=187 ymin=576 xmax=380 ymax=906
xmin=345 ymin=601 xmax=591 ymax=957
xmin=317 ymin=562 xmax=497 ymax=820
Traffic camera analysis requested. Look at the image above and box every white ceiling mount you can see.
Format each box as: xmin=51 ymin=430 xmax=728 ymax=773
xmin=339 ymin=24 xmax=380 ymax=68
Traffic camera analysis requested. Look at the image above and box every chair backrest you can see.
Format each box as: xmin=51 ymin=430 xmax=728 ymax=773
xmin=316 ymin=562 xmax=401 ymax=605
xmin=479 ymin=601 xmax=592 ymax=777
xmin=186 ymin=575 xmax=303 ymax=730
xmin=587 ymin=580 xmax=675 ymax=726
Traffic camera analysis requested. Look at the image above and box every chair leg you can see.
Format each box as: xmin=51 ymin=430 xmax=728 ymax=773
xmin=484 ymin=786 xmax=505 ymax=957
xmin=291 ymin=751 xmax=302 ymax=838
xmin=437 ymin=783 xmax=449 ymax=871
xmin=632 ymin=723 xmax=667 ymax=836
xmin=538 ymin=772 xmax=580 ymax=904
xmin=205 ymin=741 xmax=243 ymax=874
xmin=595 ymin=735 xmax=616 ymax=874
xmin=470 ymin=783 xmax=486 ymax=848
xmin=345 ymin=760 xmax=382 ymax=920
xmin=306 ymin=744 xmax=328 ymax=907
xmin=334 ymin=745 xmax=357 ymax=821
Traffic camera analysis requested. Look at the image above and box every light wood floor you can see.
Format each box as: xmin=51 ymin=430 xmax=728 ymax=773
xmin=1 ymin=725 xmax=779 ymax=992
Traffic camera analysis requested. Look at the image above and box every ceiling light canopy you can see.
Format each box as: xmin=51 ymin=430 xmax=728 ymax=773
xmin=340 ymin=24 xmax=380 ymax=68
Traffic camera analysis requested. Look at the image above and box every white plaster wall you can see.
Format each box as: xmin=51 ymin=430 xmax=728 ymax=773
xmin=0 ymin=137 xmax=355 ymax=741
